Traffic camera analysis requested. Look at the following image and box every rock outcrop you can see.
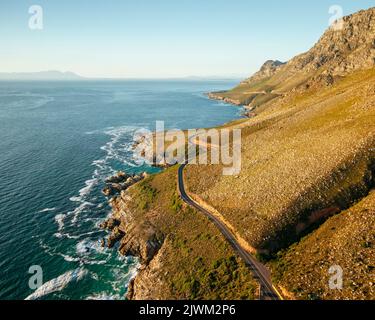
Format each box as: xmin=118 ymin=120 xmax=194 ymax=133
xmin=100 ymin=171 xmax=150 ymax=249
xmin=104 ymin=191 xmax=164 ymax=264
xmin=102 ymin=171 xmax=148 ymax=197
xmin=108 ymin=191 xmax=166 ymax=299
xmin=289 ymin=8 xmax=375 ymax=77
xmin=268 ymin=8 xmax=375 ymax=87
xmin=209 ymin=7 xmax=375 ymax=108
xmin=241 ymin=60 xmax=286 ymax=85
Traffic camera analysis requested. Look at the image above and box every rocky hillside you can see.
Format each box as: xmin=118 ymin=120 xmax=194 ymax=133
xmin=211 ymin=7 xmax=375 ymax=109
xmin=186 ymin=8 xmax=375 ymax=299
xmin=240 ymin=60 xmax=285 ymax=85
xmin=105 ymin=168 xmax=257 ymax=300
xmin=104 ymin=7 xmax=375 ymax=300
xmin=188 ymin=67 xmax=375 ymax=255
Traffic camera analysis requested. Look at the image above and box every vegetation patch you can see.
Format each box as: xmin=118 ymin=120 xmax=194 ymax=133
xmin=122 ymin=166 xmax=257 ymax=300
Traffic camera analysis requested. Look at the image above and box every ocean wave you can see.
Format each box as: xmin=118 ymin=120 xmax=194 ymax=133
xmin=25 ymin=268 xmax=89 ymax=300
xmin=58 ymin=253 xmax=81 ymax=263
xmin=54 ymin=214 xmax=66 ymax=231
xmin=39 ymin=238 xmax=108 ymax=266
xmin=53 ymin=232 xmax=80 ymax=240
xmin=76 ymin=238 xmax=104 ymax=256
xmin=38 ymin=207 xmax=57 ymax=213
xmin=85 ymin=293 xmax=119 ymax=300
xmin=69 ymin=178 xmax=98 ymax=203
xmin=46 ymin=125 xmax=145 ymax=299
xmin=71 ymin=201 xmax=95 ymax=224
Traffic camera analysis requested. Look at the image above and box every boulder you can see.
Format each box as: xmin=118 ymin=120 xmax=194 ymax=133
xmin=107 ymin=226 xmax=125 ymax=248
xmin=99 ymin=218 xmax=121 ymax=231
xmin=105 ymin=171 xmax=129 ymax=184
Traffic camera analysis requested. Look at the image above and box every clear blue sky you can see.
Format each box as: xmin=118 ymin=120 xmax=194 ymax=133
xmin=0 ymin=0 xmax=374 ymax=78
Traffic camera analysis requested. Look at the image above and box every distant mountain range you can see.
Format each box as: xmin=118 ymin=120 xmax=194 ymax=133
xmin=0 ymin=71 xmax=247 ymax=81
xmin=0 ymin=71 xmax=84 ymax=80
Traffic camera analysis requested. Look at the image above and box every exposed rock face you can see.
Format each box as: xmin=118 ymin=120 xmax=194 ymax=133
xmin=108 ymin=192 xmax=166 ymax=299
xmin=99 ymin=169 xmax=167 ymax=298
xmin=108 ymin=191 xmax=165 ymax=262
xmin=119 ymin=223 xmax=164 ymax=264
xmin=102 ymin=171 xmax=148 ymax=197
xmin=207 ymin=92 xmax=242 ymax=106
xmin=126 ymin=240 xmax=170 ymax=300
xmin=100 ymin=171 xmax=151 ymax=250
xmin=241 ymin=60 xmax=286 ymax=85
xmin=210 ymin=7 xmax=375 ymax=110
xmin=107 ymin=226 xmax=125 ymax=248
xmin=271 ymin=8 xmax=375 ymax=87
xmin=99 ymin=217 xmax=120 ymax=231
xmin=292 ymin=8 xmax=375 ymax=76
xmin=105 ymin=171 xmax=129 ymax=184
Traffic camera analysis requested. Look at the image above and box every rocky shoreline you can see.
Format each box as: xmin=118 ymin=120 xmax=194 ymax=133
xmin=207 ymin=92 xmax=242 ymax=106
xmin=99 ymin=170 xmax=167 ymax=299
xmin=99 ymin=171 xmax=148 ymax=250
xmin=99 ymin=92 xmax=253 ymax=299
xmin=206 ymin=92 xmax=257 ymax=118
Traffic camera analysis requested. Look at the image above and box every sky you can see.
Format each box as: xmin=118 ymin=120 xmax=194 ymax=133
xmin=0 ymin=0 xmax=374 ymax=78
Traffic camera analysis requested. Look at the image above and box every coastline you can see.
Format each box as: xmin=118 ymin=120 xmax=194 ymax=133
xmin=102 ymin=165 xmax=258 ymax=300
xmin=207 ymin=92 xmax=256 ymax=117
xmin=101 ymin=92 xmax=252 ymax=300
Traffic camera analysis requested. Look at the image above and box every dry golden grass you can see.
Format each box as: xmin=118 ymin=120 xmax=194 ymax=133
xmin=270 ymin=190 xmax=375 ymax=300
xmin=122 ymin=69 xmax=374 ymax=300
xmin=185 ymin=69 xmax=375 ymax=254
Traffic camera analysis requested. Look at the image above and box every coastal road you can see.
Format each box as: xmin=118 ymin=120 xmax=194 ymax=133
xmin=178 ymin=163 xmax=281 ymax=300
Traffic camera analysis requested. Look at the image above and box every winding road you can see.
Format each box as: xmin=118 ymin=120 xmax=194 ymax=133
xmin=178 ymin=163 xmax=282 ymax=300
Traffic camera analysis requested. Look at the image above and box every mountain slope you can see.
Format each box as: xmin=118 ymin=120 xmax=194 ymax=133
xmin=185 ymin=7 xmax=375 ymax=299
xmin=106 ymin=7 xmax=375 ymax=300
xmin=271 ymin=190 xmax=375 ymax=300
xmin=211 ymin=7 xmax=375 ymax=110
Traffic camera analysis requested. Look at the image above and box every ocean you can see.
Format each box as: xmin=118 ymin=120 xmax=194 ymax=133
xmin=0 ymin=79 xmax=242 ymax=300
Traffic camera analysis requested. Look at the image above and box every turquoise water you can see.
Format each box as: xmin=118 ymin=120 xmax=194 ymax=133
xmin=0 ymin=80 xmax=242 ymax=300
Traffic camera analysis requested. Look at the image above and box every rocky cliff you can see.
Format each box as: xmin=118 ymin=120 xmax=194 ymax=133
xmin=275 ymin=7 xmax=375 ymax=88
xmin=104 ymin=168 xmax=257 ymax=300
xmin=211 ymin=7 xmax=375 ymax=108
xmin=240 ymin=60 xmax=285 ymax=85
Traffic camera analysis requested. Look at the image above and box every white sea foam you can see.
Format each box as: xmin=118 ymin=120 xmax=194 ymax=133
xmin=58 ymin=253 xmax=81 ymax=263
xmin=38 ymin=207 xmax=57 ymax=213
xmin=54 ymin=214 xmax=65 ymax=231
xmin=70 ymin=178 xmax=98 ymax=203
xmin=85 ymin=293 xmax=119 ymax=300
xmin=71 ymin=201 xmax=95 ymax=224
xmin=76 ymin=239 xmax=99 ymax=256
xmin=46 ymin=125 xmax=143 ymax=299
xmin=25 ymin=268 xmax=89 ymax=300
xmin=53 ymin=232 xmax=80 ymax=240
